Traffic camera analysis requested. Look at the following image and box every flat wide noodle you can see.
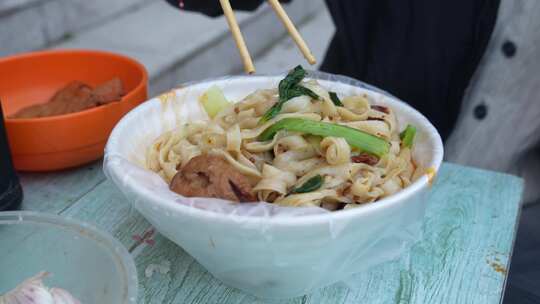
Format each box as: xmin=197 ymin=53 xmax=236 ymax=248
xmin=146 ymin=80 xmax=421 ymax=210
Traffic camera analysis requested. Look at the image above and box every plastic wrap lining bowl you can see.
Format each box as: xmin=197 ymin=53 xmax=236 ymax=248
xmin=104 ymin=72 xmax=444 ymax=299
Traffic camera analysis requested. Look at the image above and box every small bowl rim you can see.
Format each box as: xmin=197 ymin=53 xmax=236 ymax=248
xmin=106 ymin=74 xmax=444 ymax=227
xmin=1 ymin=49 xmax=148 ymax=124
xmin=0 ymin=211 xmax=138 ymax=303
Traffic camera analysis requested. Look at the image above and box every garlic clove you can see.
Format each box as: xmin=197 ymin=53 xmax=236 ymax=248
xmin=1 ymin=272 xmax=54 ymax=304
xmin=0 ymin=272 xmax=80 ymax=304
xmin=18 ymin=286 xmax=55 ymax=304
xmin=50 ymin=288 xmax=81 ymax=304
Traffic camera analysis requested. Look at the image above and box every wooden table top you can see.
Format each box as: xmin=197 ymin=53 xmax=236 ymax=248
xmin=19 ymin=162 xmax=523 ymax=304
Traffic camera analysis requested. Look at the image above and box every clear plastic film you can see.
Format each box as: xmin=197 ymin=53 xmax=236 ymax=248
xmin=104 ymin=71 xmax=443 ymax=298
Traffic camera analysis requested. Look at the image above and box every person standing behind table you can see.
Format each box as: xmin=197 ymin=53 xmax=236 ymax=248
xmin=164 ymin=1 xmax=540 ymax=302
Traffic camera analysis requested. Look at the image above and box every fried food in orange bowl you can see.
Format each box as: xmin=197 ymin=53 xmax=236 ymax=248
xmin=0 ymin=49 xmax=148 ymax=171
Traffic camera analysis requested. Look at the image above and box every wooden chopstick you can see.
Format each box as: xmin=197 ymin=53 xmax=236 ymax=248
xmin=219 ymin=0 xmax=256 ymax=74
xmin=266 ymin=0 xmax=317 ymax=65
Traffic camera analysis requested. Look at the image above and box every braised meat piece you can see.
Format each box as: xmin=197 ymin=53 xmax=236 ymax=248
xmin=10 ymin=78 xmax=124 ymax=119
xmin=93 ymin=77 xmax=124 ymax=105
xmin=12 ymin=81 xmax=98 ymax=118
xmin=351 ymin=153 xmax=379 ymax=166
xmin=170 ymin=155 xmax=256 ymax=202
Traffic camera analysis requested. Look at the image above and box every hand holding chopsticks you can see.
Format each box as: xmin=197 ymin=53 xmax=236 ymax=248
xmin=219 ymin=0 xmax=317 ymax=74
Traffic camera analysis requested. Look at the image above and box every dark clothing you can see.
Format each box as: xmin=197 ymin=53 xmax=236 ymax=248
xmin=165 ymin=0 xmax=500 ymax=140
xmin=166 ymin=0 xmax=271 ymax=17
xmin=504 ymin=202 xmax=540 ymax=303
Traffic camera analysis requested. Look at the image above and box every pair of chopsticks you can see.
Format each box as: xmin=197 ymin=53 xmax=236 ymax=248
xmin=219 ymin=0 xmax=316 ymax=74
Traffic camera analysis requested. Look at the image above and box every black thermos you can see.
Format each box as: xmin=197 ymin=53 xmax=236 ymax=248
xmin=0 ymin=102 xmax=23 ymax=211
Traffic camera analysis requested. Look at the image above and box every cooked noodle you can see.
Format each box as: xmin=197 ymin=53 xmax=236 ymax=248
xmin=146 ymin=79 xmax=424 ymax=210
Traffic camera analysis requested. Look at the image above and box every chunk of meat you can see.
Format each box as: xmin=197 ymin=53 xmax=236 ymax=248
xmin=47 ymin=81 xmax=100 ymax=114
xmin=10 ymin=78 xmax=124 ymax=119
xmin=10 ymin=103 xmax=44 ymax=119
xmin=12 ymin=81 xmax=98 ymax=118
xmin=170 ymin=155 xmax=256 ymax=202
xmin=351 ymin=153 xmax=379 ymax=166
xmin=93 ymin=77 xmax=124 ymax=105
xmin=371 ymin=105 xmax=389 ymax=114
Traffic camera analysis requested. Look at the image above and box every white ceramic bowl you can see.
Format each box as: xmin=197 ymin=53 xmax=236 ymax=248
xmin=105 ymin=73 xmax=443 ymax=298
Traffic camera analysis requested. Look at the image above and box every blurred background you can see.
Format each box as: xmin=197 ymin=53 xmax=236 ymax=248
xmin=0 ymin=0 xmax=333 ymax=96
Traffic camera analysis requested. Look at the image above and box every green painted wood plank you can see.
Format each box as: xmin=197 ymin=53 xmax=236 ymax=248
xmin=19 ymin=160 xmax=106 ymax=213
xmin=23 ymin=162 xmax=522 ymax=304
xmin=59 ymin=180 xmax=152 ymax=249
xmin=134 ymin=235 xmax=306 ymax=304
xmin=127 ymin=163 xmax=523 ymax=304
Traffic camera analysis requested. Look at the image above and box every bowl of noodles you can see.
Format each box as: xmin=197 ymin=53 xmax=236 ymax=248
xmin=104 ymin=67 xmax=443 ymax=298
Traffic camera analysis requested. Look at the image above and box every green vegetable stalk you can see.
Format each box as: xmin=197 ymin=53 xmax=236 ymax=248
xmin=400 ymin=124 xmax=417 ymax=148
xmin=329 ymin=92 xmax=343 ymax=106
xmin=259 ymin=118 xmax=390 ymax=157
xmin=290 ymin=175 xmax=324 ymax=194
xmin=259 ymin=65 xmax=320 ymax=124
xmin=199 ymin=86 xmax=230 ymax=118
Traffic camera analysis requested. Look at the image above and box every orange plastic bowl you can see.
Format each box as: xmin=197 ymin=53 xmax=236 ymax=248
xmin=1 ymin=49 xmax=148 ymax=171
